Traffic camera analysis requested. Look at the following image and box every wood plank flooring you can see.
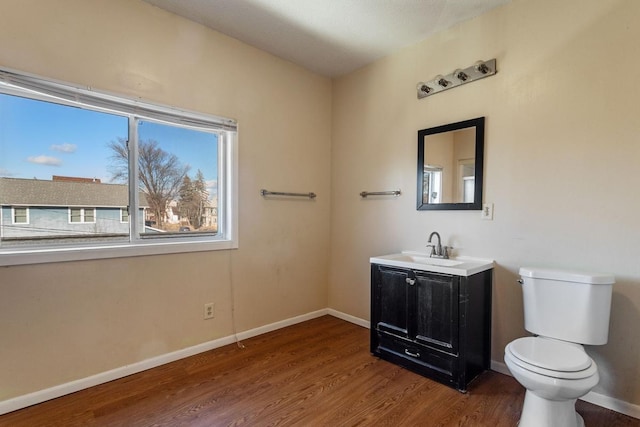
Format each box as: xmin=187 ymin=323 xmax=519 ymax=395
xmin=1 ymin=316 xmax=637 ymax=426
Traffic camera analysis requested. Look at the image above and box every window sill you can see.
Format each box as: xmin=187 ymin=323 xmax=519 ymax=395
xmin=0 ymin=238 xmax=238 ymax=266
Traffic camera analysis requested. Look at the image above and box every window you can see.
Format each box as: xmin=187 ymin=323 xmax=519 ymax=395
xmin=69 ymin=208 xmax=96 ymax=223
xmin=12 ymin=207 xmax=28 ymax=224
xmin=70 ymin=208 xmax=82 ymax=223
xmin=120 ymin=208 xmax=129 ymax=223
xmin=84 ymin=208 xmax=95 ymax=223
xmin=0 ymin=69 xmax=238 ymax=266
xmin=423 ymin=166 xmax=443 ymax=204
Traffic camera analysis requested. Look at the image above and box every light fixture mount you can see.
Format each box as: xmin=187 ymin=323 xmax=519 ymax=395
xmin=417 ymin=59 xmax=497 ymax=99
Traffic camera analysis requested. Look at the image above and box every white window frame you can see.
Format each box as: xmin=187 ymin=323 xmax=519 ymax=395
xmin=68 ymin=207 xmax=96 ymax=224
xmin=0 ymin=68 xmax=238 ymax=266
xmin=12 ymin=206 xmax=29 ymax=224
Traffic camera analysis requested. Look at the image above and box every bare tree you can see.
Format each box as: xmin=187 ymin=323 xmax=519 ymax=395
xmin=178 ymin=169 xmax=209 ymax=229
xmin=108 ymin=138 xmax=189 ymax=228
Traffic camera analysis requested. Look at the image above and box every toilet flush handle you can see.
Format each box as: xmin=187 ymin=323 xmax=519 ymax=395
xmin=517 ymin=279 xmax=524 ymax=285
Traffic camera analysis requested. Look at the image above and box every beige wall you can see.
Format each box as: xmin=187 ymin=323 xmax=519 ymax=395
xmin=423 ymin=132 xmax=453 ymax=202
xmin=330 ymin=0 xmax=640 ymax=407
xmin=452 ymin=128 xmax=475 ymax=202
xmin=1 ymin=0 xmax=639 ymax=413
xmin=0 ymin=0 xmax=331 ymax=400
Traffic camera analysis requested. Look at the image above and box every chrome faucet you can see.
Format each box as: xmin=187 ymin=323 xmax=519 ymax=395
xmin=427 ymin=231 xmax=451 ymax=259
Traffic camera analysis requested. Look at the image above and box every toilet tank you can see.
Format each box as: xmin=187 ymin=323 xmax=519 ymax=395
xmin=519 ymin=267 xmax=614 ymax=345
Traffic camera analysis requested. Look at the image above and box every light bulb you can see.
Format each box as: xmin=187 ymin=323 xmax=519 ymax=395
xmin=453 ymin=69 xmax=469 ymax=81
xmin=417 ymin=82 xmax=432 ymax=94
xmin=434 ymin=75 xmax=450 ymax=88
xmin=474 ymin=60 xmax=490 ymax=74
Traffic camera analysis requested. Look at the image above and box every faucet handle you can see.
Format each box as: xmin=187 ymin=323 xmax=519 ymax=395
xmin=442 ymin=246 xmax=453 ymax=259
xmin=426 ymin=244 xmax=436 ymax=257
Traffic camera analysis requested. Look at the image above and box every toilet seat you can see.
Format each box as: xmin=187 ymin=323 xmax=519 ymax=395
xmin=506 ymin=337 xmax=597 ymax=380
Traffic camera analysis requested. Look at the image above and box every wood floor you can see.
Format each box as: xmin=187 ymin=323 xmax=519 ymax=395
xmin=1 ymin=316 xmax=637 ymax=427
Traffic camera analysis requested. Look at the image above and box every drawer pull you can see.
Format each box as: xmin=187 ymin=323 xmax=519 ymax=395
xmin=404 ymin=349 xmax=420 ymax=358
xmin=405 ymin=278 xmax=416 ymax=286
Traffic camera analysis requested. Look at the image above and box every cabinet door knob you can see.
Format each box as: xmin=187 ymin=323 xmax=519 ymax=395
xmin=404 ymin=349 xmax=420 ymax=358
xmin=405 ymin=278 xmax=416 ymax=286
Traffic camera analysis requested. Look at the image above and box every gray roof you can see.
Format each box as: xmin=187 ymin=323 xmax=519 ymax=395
xmin=0 ymin=178 xmax=149 ymax=207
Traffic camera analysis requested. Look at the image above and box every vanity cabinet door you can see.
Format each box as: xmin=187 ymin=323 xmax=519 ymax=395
xmin=371 ymin=265 xmax=410 ymax=339
xmin=413 ymin=272 xmax=459 ymax=355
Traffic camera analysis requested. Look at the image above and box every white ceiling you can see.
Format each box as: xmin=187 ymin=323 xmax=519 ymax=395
xmin=143 ymin=0 xmax=512 ymax=77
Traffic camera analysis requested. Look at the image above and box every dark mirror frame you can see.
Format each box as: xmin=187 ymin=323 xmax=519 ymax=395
xmin=417 ymin=116 xmax=485 ymax=210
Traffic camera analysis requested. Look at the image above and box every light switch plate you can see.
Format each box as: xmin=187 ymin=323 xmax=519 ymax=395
xmin=481 ymin=203 xmax=494 ymax=220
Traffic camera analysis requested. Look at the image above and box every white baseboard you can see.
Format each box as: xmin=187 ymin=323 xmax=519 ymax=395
xmin=581 ymin=389 xmax=640 ymax=420
xmin=490 ymin=360 xmax=640 ymax=420
xmin=0 ymin=308 xmax=329 ymax=416
xmin=0 ymin=334 xmax=238 ymax=416
xmin=490 ymin=359 xmax=512 ymax=376
xmin=234 ymin=309 xmax=329 ymax=341
xmin=327 ymin=308 xmax=370 ymax=328
xmin=2 ymin=311 xmax=637 ymax=421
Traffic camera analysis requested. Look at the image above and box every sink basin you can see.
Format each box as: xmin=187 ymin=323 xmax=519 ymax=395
xmin=393 ymin=254 xmax=465 ymax=267
xmin=370 ymin=251 xmax=493 ymax=276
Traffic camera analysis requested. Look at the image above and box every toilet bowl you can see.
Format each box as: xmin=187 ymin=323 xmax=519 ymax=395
xmin=505 ymin=337 xmax=600 ymax=427
xmin=506 ymin=267 xmax=614 ymax=426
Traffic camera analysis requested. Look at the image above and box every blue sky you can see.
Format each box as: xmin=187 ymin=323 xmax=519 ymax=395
xmin=0 ymin=93 xmax=218 ymax=198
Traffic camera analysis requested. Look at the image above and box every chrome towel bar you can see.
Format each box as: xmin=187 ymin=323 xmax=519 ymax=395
xmin=360 ymin=190 xmax=401 ymax=198
xmin=260 ymin=189 xmax=316 ymax=199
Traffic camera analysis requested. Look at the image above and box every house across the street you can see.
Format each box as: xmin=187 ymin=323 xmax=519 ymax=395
xmin=0 ymin=176 xmax=148 ymax=242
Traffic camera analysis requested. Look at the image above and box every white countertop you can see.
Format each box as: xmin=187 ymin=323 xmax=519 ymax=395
xmin=370 ymin=251 xmax=494 ymax=276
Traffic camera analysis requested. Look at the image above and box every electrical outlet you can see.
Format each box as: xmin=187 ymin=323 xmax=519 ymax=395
xmin=204 ymin=302 xmax=215 ymax=320
xmin=481 ymin=203 xmax=494 ymax=220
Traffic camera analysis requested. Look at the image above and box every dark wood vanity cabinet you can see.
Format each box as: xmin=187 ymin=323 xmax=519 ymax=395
xmin=370 ymin=264 xmax=492 ymax=392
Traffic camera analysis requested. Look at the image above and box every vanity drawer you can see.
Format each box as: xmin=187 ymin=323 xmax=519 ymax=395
xmin=376 ymin=332 xmax=455 ymax=378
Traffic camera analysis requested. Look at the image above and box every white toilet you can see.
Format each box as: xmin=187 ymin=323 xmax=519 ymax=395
xmin=504 ymin=267 xmax=614 ymax=427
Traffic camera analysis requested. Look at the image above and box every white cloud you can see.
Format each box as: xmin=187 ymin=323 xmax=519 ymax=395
xmin=50 ymin=143 xmax=77 ymax=153
xmin=27 ymin=155 xmax=62 ymax=166
xmin=0 ymin=168 xmax=15 ymax=177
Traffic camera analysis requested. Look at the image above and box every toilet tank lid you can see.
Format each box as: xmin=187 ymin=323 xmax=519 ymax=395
xmin=519 ymin=267 xmax=614 ymax=285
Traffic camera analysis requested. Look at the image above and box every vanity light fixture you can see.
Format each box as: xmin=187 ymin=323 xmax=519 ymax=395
xmin=417 ymin=58 xmax=497 ymax=99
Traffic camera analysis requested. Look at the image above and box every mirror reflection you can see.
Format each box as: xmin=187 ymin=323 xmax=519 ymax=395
xmin=417 ymin=117 xmax=484 ymax=210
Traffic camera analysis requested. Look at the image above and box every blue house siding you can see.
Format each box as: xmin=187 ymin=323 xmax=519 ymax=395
xmin=1 ymin=178 xmax=150 ymax=246
xmin=1 ymin=206 xmax=145 ymax=239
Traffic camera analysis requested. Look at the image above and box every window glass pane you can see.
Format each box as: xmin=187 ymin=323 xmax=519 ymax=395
xmin=84 ymin=208 xmax=95 ymax=223
xmin=14 ymin=207 xmax=28 ymax=223
xmin=136 ymin=120 xmax=219 ymax=236
xmin=70 ymin=208 xmax=82 ymax=223
xmin=0 ymin=93 xmax=128 ymax=247
xmin=121 ymin=207 xmax=129 ymax=223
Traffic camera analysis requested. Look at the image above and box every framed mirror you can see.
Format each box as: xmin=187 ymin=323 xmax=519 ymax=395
xmin=417 ymin=117 xmax=484 ymax=210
